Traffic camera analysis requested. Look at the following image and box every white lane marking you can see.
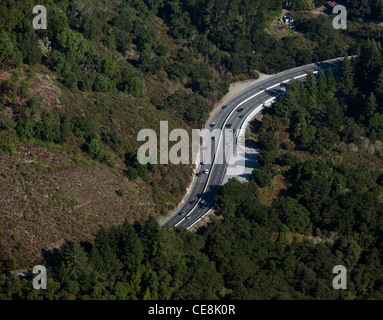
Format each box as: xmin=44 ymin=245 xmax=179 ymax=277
xmin=176 ymin=60 xmax=344 ymax=227
xmin=266 ymin=83 xmax=281 ymax=90
xmin=187 ymin=209 xmax=212 ymax=230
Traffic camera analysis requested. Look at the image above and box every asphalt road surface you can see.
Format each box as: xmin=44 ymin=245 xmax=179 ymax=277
xmin=162 ymin=57 xmax=344 ymax=229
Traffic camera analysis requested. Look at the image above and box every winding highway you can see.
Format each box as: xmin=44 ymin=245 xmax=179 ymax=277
xmin=162 ymin=57 xmax=345 ymax=229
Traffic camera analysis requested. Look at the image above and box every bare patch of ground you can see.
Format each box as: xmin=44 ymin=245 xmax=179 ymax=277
xmin=0 ymin=70 xmax=12 ymax=81
xmin=30 ymin=73 xmax=62 ymax=109
xmin=287 ymin=231 xmax=341 ymax=245
xmin=259 ymin=174 xmax=288 ymax=207
xmin=265 ymin=9 xmax=297 ymax=39
xmin=209 ymin=73 xmax=274 ymax=120
xmin=312 ymin=5 xmax=328 ymax=15
xmin=0 ymin=142 xmax=157 ymax=268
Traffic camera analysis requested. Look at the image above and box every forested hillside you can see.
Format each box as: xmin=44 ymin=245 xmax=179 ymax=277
xmin=3 ymin=42 xmax=383 ymax=300
xmin=1 ymin=0 xmax=383 ymax=300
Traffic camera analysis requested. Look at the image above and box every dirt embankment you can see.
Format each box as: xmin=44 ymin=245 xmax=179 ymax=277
xmin=0 ymin=70 xmax=158 ymax=269
xmin=209 ymin=73 xmax=274 ymax=120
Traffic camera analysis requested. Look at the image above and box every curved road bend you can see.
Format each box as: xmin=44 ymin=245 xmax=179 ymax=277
xmin=162 ymin=57 xmax=344 ymax=229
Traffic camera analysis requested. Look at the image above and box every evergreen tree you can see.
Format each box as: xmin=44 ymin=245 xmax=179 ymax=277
xmin=338 ymin=54 xmax=354 ymax=95
xmin=322 ymin=98 xmax=344 ymax=132
xmin=355 ymin=39 xmax=383 ymax=93
xmin=305 ymin=71 xmax=317 ymax=107
xmin=373 ymin=0 xmax=383 ymax=20
xmin=93 ymin=226 xmax=122 ymax=274
xmin=366 ymin=92 xmax=378 ymax=119
xmin=119 ymin=219 xmax=144 ymax=271
xmin=326 ymin=67 xmax=337 ymax=98
xmin=317 ymin=68 xmax=327 ymax=103
xmin=369 ymin=113 xmax=383 ymax=141
xmin=271 ymin=196 xmax=312 ymax=234
xmin=58 ymin=241 xmax=93 ymax=291
xmin=5 ymin=276 xmax=22 ymax=299
xmin=143 ymin=216 xmax=161 ymax=261
xmin=374 ymin=70 xmax=383 ymax=108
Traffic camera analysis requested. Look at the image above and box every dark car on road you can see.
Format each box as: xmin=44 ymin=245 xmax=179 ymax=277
xmin=222 ymin=105 xmax=227 ymax=109
xmin=237 ymin=108 xmax=244 ymax=112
